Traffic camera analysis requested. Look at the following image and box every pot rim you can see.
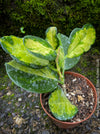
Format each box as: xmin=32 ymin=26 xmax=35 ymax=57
xmin=40 ymin=71 xmax=97 ymax=125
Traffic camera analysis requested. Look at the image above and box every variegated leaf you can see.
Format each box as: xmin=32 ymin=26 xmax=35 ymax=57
xmin=67 ymin=24 xmax=96 ymax=58
xmin=49 ymin=87 xmax=78 ymax=120
xmin=5 ymin=60 xmax=59 ymax=93
xmin=45 ymin=27 xmax=58 ymax=50
xmin=0 ymin=36 xmax=49 ymax=68
xmin=24 ymin=35 xmax=57 ymax=61
xmin=57 ymin=33 xmax=80 ymax=70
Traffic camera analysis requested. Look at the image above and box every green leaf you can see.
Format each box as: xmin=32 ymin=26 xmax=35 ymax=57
xmin=55 ymin=47 xmax=64 ymax=83
xmin=0 ymin=35 xmax=49 ymax=68
xmin=67 ymin=24 xmax=96 ymax=58
xmin=5 ymin=60 xmax=59 ymax=93
xmin=45 ymin=27 xmax=58 ymax=50
xmin=57 ymin=33 xmax=80 ymax=70
xmin=24 ymin=35 xmax=57 ymax=61
xmin=56 ymin=44 xmax=65 ymax=72
xmin=20 ymin=27 xmax=25 ymax=34
xmin=49 ymin=87 xmax=78 ymax=120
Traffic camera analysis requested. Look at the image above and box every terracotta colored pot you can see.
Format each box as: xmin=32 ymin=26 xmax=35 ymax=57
xmin=40 ymin=71 xmax=97 ymax=129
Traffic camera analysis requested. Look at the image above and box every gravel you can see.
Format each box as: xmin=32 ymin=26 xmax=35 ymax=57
xmin=0 ymin=53 xmax=100 ymax=134
xmin=0 ymin=77 xmax=100 ymax=134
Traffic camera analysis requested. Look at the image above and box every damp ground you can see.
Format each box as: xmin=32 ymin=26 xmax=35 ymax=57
xmin=0 ymin=48 xmax=100 ymax=134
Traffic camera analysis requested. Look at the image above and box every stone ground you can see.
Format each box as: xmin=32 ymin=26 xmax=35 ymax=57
xmin=0 ymin=48 xmax=100 ymax=134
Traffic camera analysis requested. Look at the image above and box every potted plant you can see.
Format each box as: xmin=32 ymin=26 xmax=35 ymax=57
xmin=0 ymin=24 xmax=97 ymax=128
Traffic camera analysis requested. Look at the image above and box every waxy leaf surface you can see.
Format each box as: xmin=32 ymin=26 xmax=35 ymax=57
xmin=49 ymin=87 xmax=78 ymax=120
xmin=57 ymin=33 xmax=80 ymax=70
xmin=0 ymin=36 xmax=49 ymax=68
xmin=67 ymin=24 xmax=96 ymax=58
xmin=45 ymin=27 xmax=58 ymax=50
xmin=24 ymin=35 xmax=56 ymax=61
xmin=5 ymin=60 xmax=59 ymax=93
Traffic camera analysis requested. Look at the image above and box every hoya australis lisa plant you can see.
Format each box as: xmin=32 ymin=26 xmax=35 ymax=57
xmin=0 ymin=24 xmax=96 ymax=121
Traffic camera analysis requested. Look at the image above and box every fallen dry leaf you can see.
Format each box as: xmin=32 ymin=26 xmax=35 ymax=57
xmin=78 ymin=95 xmax=84 ymax=102
xmin=13 ymin=116 xmax=24 ymax=126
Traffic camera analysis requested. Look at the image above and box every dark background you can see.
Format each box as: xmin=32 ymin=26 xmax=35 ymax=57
xmin=0 ymin=0 xmax=100 ymax=49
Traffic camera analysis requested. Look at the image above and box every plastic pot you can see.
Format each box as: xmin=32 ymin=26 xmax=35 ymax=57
xmin=40 ymin=71 xmax=97 ymax=129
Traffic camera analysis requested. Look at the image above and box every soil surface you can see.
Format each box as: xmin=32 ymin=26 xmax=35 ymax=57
xmin=65 ymin=73 xmax=95 ymax=122
xmin=0 ymin=49 xmax=100 ymax=134
xmin=42 ymin=73 xmax=96 ymax=123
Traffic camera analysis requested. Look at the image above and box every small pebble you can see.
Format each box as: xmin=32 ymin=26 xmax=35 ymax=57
xmin=75 ymin=118 xmax=81 ymax=122
xmin=86 ymin=102 xmax=89 ymax=107
xmin=75 ymin=90 xmax=82 ymax=94
xmin=12 ymin=113 xmax=16 ymax=117
xmin=7 ymin=91 xmax=12 ymax=96
xmin=42 ymin=130 xmax=50 ymax=134
xmin=15 ymin=102 xmax=20 ymax=107
xmin=0 ymin=122 xmax=4 ymax=127
xmin=78 ymin=95 xmax=84 ymax=102
xmin=18 ymin=98 xmax=22 ymax=101
xmin=98 ymin=127 xmax=100 ymax=130
xmin=66 ymin=93 xmax=69 ymax=97
xmin=72 ymin=78 xmax=77 ymax=82
xmin=33 ymin=121 xmax=37 ymax=127
xmin=14 ymin=116 xmax=24 ymax=126
xmin=90 ymin=102 xmax=93 ymax=105
xmin=82 ymin=95 xmax=85 ymax=97
xmin=35 ymin=105 xmax=39 ymax=108
xmin=70 ymin=92 xmax=75 ymax=96
xmin=28 ymin=94 xmax=32 ymax=98
xmin=62 ymin=84 xmax=66 ymax=88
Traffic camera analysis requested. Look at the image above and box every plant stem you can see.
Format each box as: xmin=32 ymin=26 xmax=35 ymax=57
xmin=56 ymin=48 xmax=64 ymax=84
xmin=62 ymin=84 xmax=67 ymax=96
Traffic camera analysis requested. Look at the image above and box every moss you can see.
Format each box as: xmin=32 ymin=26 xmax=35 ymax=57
xmin=0 ymin=86 xmax=6 ymax=91
xmin=87 ymin=70 xmax=96 ymax=85
xmin=11 ymin=81 xmax=15 ymax=87
xmin=74 ymin=67 xmax=82 ymax=73
xmin=80 ymin=58 xmax=89 ymax=68
xmin=0 ymin=75 xmax=9 ymax=91
xmin=91 ymin=48 xmax=100 ymax=55
xmin=0 ymin=0 xmax=100 ymax=49
xmin=1 ymin=93 xmax=15 ymax=100
xmin=8 ymin=113 xmax=12 ymax=116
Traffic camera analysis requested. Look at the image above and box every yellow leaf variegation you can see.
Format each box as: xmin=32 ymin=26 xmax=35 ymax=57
xmin=67 ymin=24 xmax=96 ymax=58
xmin=7 ymin=60 xmax=58 ymax=80
xmin=0 ymin=24 xmax=96 ymax=118
xmin=5 ymin=60 xmax=59 ymax=93
xmin=49 ymin=87 xmax=78 ymax=120
xmin=0 ymin=36 xmax=49 ymax=68
xmin=45 ymin=27 xmax=58 ymax=50
xmin=24 ymin=35 xmax=57 ymax=61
